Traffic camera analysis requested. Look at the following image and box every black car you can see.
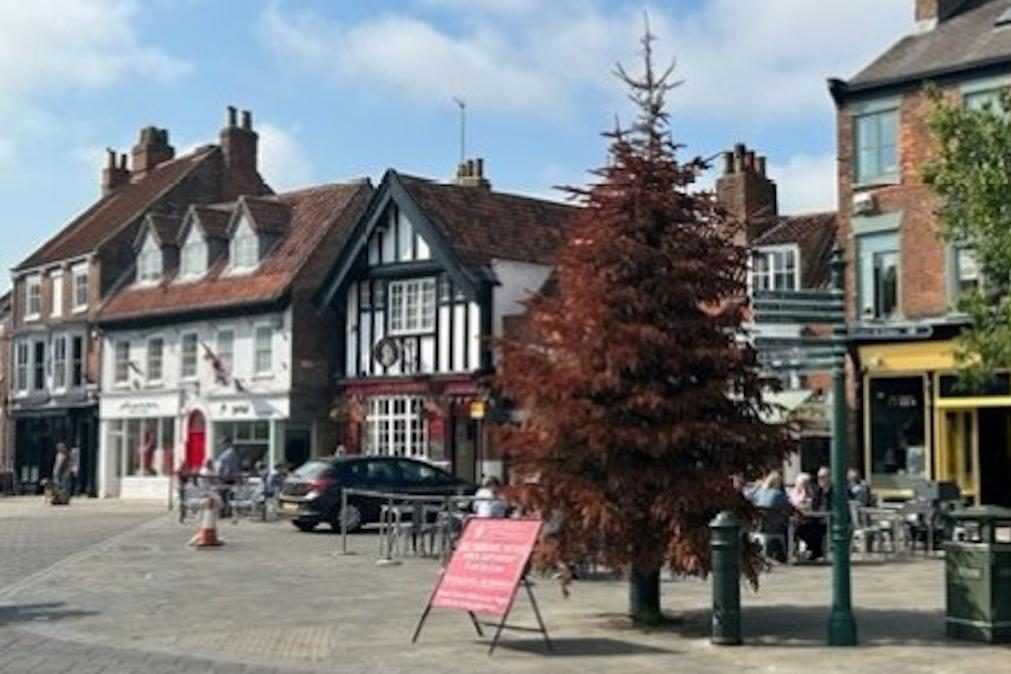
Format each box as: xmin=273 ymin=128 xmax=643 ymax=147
xmin=277 ymin=456 xmax=475 ymax=532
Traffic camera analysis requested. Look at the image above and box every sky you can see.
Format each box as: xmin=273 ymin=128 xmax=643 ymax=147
xmin=0 ymin=0 xmax=912 ymax=291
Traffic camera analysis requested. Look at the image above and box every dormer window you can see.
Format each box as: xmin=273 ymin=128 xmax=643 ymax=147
xmin=137 ymin=233 xmax=162 ymax=283
xmin=180 ymin=228 xmax=208 ymax=279
xmin=231 ymin=218 xmax=259 ymax=271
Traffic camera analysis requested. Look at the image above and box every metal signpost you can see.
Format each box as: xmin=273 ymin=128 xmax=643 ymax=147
xmin=752 ymin=248 xmax=857 ymax=646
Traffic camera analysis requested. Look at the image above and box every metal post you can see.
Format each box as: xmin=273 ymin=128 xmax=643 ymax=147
xmin=340 ymin=488 xmax=349 ymax=555
xmin=827 ymin=247 xmax=857 ymax=646
xmin=710 ymin=511 xmax=742 ymax=645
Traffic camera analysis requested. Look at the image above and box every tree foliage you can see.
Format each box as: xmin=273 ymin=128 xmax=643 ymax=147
xmin=924 ymin=87 xmax=1011 ymax=383
xmin=492 ymin=29 xmax=793 ymax=618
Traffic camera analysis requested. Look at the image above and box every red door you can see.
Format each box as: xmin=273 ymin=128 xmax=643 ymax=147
xmin=185 ymin=411 xmax=206 ymax=471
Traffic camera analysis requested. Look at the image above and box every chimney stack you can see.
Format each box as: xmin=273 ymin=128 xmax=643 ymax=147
xmin=219 ymin=106 xmax=260 ymax=200
xmin=715 ymin=142 xmax=778 ymax=243
xmin=130 ymin=126 xmax=175 ymax=178
xmin=915 ymin=0 xmax=967 ymax=31
xmin=101 ymin=148 xmax=130 ymax=195
xmin=455 ymin=156 xmax=491 ymax=189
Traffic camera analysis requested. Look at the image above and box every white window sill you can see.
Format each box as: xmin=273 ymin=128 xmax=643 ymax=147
xmin=145 ymin=380 xmax=164 ymax=388
xmin=174 ymin=274 xmax=205 ymax=284
xmin=72 ymin=306 xmax=88 ymax=314
xmin=253 ymin=371 xmax=273 ymax=381
xmin=852 ymin=175 xmax=900 ymax=190
xmin=179 ymin=375 xmax=198 ymax=384
xmin=224 ymin=266 xmax=257 ymax=277
xmin=23 ymin=313 xmax=40 ymax=322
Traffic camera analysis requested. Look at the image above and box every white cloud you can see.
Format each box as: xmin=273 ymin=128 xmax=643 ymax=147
xmin=0 ymin=0 xmax=189 ymax=176
xmin=259 ymin=0 xmax=910 ymax=122
xmin=257 ymin=122 xmax=314 ymax=191
xmin=0 ymin=0 xmax=189 ymax=99
xmin=768 ymin=153 xmax=838 ymax=214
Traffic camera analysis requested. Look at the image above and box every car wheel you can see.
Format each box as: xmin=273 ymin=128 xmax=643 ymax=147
xmin=332 ymin=503 xmax=362 ymax=532
xmin=293 ymin=520 xmax=318 ymax=532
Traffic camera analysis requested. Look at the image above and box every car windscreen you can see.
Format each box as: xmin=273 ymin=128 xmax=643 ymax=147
xmin=291 ymin=461 xmax=333 ymax=479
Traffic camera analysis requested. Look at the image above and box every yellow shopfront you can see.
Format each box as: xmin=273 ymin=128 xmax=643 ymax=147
xmin=860 ymin=340 xmax=1011 ymax=506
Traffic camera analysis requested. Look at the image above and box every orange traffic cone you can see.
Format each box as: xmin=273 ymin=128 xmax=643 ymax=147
xmin=189 ymin=492 xmax=223 ymax=548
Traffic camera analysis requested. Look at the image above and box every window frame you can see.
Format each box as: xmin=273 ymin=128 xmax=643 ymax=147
xmin=751 ymin=244 xmax=800 ymax=292
xmin=50 ymin=270 xmax=63 ymax=318
xmin=52 ymin=335 xmax=67 ymax=392
xmin=31 ymin=339 xmax=45 ymax=391
xmin=387 ymin=277 xmax=437 ymax=335
xmin=216 ymin=329 xmax=235 ymax=375
xmin=24 ymin=274 xmax=41 ymax=321
xmin=137 ymin=236 xmax=163 ymax=284
xmin=180 ymin=332 xmax=199 ymax=380
xmin=858 ymin=231 xmax=901 ymax=320
xmin=231 ymin=230 xmax=260 ymax=271
xmin=113 ymin=340 xmax=131 ymax=385
xmin=146 ymin=336 xmax=164 ymax=384
xmin=14 ymin=341 xmax=29 ymax=393
xmin=253 ymin=325 xmax=273 ymax=375
xmin=180 ymin=235 xmax=208 ymax=280
xmin=364 ymin=396 xmax=428 ymax=459
xmin=853 ymin=105 xmax=899 ymax=186
xmin=72 ymin=263 xmax=89 ymax=313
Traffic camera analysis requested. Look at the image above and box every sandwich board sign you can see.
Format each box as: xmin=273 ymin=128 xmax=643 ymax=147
xmin=412 ymin=518 xmax=551 ymax=654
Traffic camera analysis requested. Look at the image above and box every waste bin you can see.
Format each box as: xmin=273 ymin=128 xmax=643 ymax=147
xmin=944 ymin=505 xmax=1011 ymax=643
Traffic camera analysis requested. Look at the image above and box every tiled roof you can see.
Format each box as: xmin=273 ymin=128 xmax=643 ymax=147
xmin=241 ymin=197 xmax=291 ymax=234
xmin=847 ymin=0 xmax=1011 ymax=89
xmin=397 ymin=174 xmax=577 ymax=274
xmin=753 ymin=211 xmax=837 ymax=288
xmin=189 ymin=206 xmax=232 ymax=241
xmin=146 ymin=214 xmax=183 ymax=248
xmin=99 ymin=182 xmax=372 ymax=323
xmin=15 ymin=147 xmax=218 ymax=270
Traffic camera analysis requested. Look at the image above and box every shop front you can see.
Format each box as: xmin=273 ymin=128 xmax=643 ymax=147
xmin=12 ymin=404 xmax=98 ymax=495
xmin=206 ymin=394 xmax=294 ymax=471
xmin=859 ymin=340 xmax=1011 ymax=506
xmin=339 ymin=377 xmax=494 ymax=483
xmin=99 ymin=392 xmax=181 ymax=499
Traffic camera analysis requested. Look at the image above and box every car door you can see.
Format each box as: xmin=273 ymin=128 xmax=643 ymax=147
xmin=396 ymin=459 xmax=458 ymax=496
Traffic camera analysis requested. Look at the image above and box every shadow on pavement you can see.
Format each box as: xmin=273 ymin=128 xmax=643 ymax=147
xmin=672 ymin=605 xmax=957 ymax=647
xmin=0 ymin=602 xmax=98 ymax=626
xmin=496 ymin=636 xmax=680 ymax=656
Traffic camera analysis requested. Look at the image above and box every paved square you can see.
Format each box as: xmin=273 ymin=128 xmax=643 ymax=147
xmin=0 ymin=499 xmax=1008 ymax=673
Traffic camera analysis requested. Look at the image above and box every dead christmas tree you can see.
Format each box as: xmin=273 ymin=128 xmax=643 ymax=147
xmin=493 ymin=28 xmax=793 ymax=624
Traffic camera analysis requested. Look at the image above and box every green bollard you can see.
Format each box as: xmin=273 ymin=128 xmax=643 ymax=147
xmin=710 ymin=511 xmax=742 ymax=645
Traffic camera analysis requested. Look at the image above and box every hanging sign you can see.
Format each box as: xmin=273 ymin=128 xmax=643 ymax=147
xmin=469 ymin=400 xmax=486 ymax=420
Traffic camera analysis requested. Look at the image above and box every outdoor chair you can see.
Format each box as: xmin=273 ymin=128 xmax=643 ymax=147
xmin=228 ymin=482 xmax=259 ymax=522
xmin=752 ymin=507 xmax=790 ymax=563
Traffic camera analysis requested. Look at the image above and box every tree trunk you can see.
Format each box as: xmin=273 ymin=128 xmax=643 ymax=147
xmin=629 ymin=566 xmax=662 ymax=624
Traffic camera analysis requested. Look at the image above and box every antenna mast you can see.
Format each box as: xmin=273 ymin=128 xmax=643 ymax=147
xmin=453 ymin=97 xmax=466 ymax=165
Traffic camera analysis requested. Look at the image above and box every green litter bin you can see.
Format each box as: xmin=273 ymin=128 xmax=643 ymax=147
xmin=944 ymin=505 xmax=1011 ymax=643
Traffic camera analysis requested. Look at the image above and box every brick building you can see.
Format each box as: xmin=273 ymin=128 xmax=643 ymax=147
xmin=830 ymin=0 xmax=1011 ymax=504
xmin=9 ymin=107 xmax=268 ymax=495
xmin=716 ymin=143 xmax=838 ymax=479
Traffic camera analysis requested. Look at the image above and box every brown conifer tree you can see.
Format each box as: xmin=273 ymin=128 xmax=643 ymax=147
xmin=493 ymin=28 xmax=793 ymax=623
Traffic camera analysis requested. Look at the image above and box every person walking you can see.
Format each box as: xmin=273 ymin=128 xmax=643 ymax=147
xmin=51 ymin=443 xmax=72 ymax=505
xmin=68 ymin=446 xmax=81 ymax=496
xmin=215 ymin=437 xmax=240 ymax=517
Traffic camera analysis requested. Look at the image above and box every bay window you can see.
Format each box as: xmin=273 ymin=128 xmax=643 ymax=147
xmin=53 ymin=336 xmax=67 ymax=390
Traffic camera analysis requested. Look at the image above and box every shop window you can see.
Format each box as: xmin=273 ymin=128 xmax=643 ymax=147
xmin=214 ymin=421 xmax=270 ymax=468
xmin=181 ymin=333 xmax=198 ymax=379
xmin=365 ymin=396 xmax=428 ymax=459
xmin=388 ymin=278 xmax=436 ymax=334
xmin=108 ymin=417 xmax=175 ymax=477
xmin=147 ymin=337 xmax=163 ymax=382
xmin=868 ymin=376 xmax=926 ymax=480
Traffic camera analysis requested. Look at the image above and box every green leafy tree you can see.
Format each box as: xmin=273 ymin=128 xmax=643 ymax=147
xmin=493 ymin=29 xmax=792 ymax=624
xmin=924 ymin=88 xmax=1011 ymax=382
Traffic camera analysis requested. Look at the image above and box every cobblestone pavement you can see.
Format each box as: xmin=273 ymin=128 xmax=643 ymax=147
xmin=1 ymin=498 xmax=1009 ymax=673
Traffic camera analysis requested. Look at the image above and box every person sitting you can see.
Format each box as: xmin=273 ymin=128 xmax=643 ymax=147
xmin=811 ymin=466 xmax=832 ymax=511
xmin=788 ymin=473 xmax=813 ymax=509
xmin=748 ymin=470 xmax=789 ymax=511
xmin=796 ymin=466 xmax=831 ymax=561
xmin=748 ymin=471 xmax=790 ymax=562
xmin=474 ymin=476 xmax=509 ymax=518
xmin=847 ymin=468 xmax=872 ymax=507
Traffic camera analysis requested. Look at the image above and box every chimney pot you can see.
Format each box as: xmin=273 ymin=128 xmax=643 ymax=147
xmin=106 ymin=148 xmax=116 ymax=169
xmin=722 ymin=152 xmax=734 ymax=175
xmin=757 ymin=156 xmax=767 ymax=177
xmin=119 ymin=153 xmax=127 ymax=170
xmin=475 ymin=157 xmax=484 ymax=178
xmin=130 ymin=126 xmax=174 ymax=177
xmin=744 ymin=151 xmax=756 ymax=172
xmin=241 ymin=110 xmax=252 ymax=130
xmin=227 ymin=105 xmax=237 ymax=128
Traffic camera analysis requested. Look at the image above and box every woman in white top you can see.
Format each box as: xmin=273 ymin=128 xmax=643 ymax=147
xmin=474 ymin=476 xmax=509 ymax=518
